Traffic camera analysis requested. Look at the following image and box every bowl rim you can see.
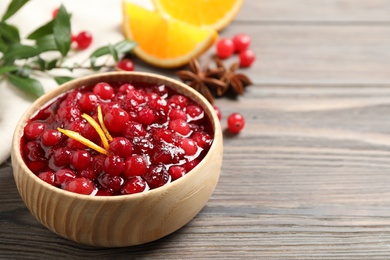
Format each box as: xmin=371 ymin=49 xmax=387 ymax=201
xmin=12 ymin=71 xmax=223 ymax=202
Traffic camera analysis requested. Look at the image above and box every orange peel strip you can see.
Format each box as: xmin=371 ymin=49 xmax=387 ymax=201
xmin=81 ymin=113 xmax=109 ymax=151
xmin=97 ymin=105 xmax=113 ymax=142
xmin=57 ymin=128 xmax=109 ymax=156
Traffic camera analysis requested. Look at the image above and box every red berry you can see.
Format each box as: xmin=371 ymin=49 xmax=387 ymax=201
xmin=103 ymin=155 xmax=125 ymax=176
xmin=122 ymin=176 xmax=149 ymax=194
xmin=184 ymin=159 xmax=200 ymax=172
xmin=124 ymin=121 xmax=146 ymax=139
xmin=168 ymin=108 xmax=187 ymax=121
xmin=239 ymin=49 xmax=255 ymax=68
xmin=27 ymin=161 xmax=47 ymax=174
xmin=186 ymin=105 xmax=204 ymax=122
xmin=93 ymin=82 xmax=114 ymax=100
xmin=42 ymin=130 xmax=62 ymax=146
xmin=124 ymin=155 xmax=148 ymax=177
xmin=52 ymin=147 xmax=72 ymax=167
xmin=233 ymin=33 xmax=251 ymax=52
xmin=137 ymin=107 xmax=155 ymax=125
xmin=169 ymin=166 xmax=186 ymax=181
xmin=24 ymin=141 xmax=45 ymax=162
xmin=169 ymin=119 xmax=191 ymax=136
xmin=104 ymin=107 xmax=130 ymax=134
xmin=109 ymin=137 xmax=133 ymax=158
xmin=98 ymin=173 xmax=124 ymax=192
xmin=79 ymin=167 xmax=98 ymax=180
xmin=74 ymin=31 xmax=93 ymax=50
xmin=64 ymin=177 xmax=95 ymax=195
xmin=227 ymin=112 xmax=245 ymax=133
xmin=143 ymin=164 xmax=170 ymax=189
xmin=52 ymin=8 xmax=59 ymax=18
xmin=55 ymin=168 xmax=76 ymax=186
xmin=78 ymin=93 xmax=98 ymax=113
xmin=216 ymin=38 xmax=235 ymax=59
xmin=71 ymin=150 xmax=91 ymax=170
xmin=192 ymin=131 xmax=213 ymax=149
xmin=38 ymin=171 xmax=55 ymax=185
xmin=24 ymin=122 xmax=45 ymax=140
xmin=117 ymin=58 xmax=135 ymax=71
xmin=169 ymin=95 xmax=188 ymax=109
xmin=91 ymin=154 xmax=106 ymax=173
xmin=179 ymin=138 xmax=198 ymax=156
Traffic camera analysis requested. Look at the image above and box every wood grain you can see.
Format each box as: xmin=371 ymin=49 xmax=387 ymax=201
xmin=3 ymin=0 xmax=390 ymax=258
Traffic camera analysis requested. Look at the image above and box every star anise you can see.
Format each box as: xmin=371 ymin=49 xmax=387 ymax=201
xmin=176 ymin=58 xmax=227 ymax=103
xmin=215 ymin=58 xmax=252 ymax=97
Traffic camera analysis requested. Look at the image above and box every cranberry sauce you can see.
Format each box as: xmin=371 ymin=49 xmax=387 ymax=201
xmin=21 ymin=81 xmax=214 ymax=196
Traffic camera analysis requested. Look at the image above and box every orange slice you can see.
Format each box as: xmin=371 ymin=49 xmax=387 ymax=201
xmin=152 ymin=0 xmax=244 ymax=31
xmin=122 ymin=0 xmax=218 ymax=68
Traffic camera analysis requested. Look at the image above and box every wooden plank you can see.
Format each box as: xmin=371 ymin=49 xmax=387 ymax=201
xmin=237 ymin=0 xmax=390 ymax=22
xmin=211 ymin=24 xmax=390 ymax=85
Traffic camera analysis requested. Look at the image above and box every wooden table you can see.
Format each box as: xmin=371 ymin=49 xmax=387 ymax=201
xmin=2 ymin=0 xmax=390 ymax=258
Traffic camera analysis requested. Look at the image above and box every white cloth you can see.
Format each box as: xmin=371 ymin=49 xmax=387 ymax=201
xmin=0 ymin=0 xmax=153 ymax=163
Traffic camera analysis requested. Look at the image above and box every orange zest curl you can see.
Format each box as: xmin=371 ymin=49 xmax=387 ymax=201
xmin=57 ymin=128 xmax=110 ymax=156
xmin=97 ymin=105 xmax=113 ymax=142
xmin=81 ymin=113 xmax=110 ymax=151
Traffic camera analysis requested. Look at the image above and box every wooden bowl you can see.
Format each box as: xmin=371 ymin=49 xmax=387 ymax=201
xmin=11 ymin=71 xmax=223 ymax=247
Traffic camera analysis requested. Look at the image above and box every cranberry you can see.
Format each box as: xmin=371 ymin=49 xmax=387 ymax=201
xmin=104 ymin=107 xmax=130 ymax=134
xmin=118 ymin=83 xmax=135 ymax=94
xmin=74 ymin=31 xmax=93 ymax=50
xmin=124 ymin=121 xmax=146 ymax=139
xmin=184 ymin=159 xmax=200 ymax=172
xmin=109 ymin=137 xmax=133 ymax=158
xmin=93 ymin=82 xmax=114 ymax=100
xmin=42 ymin=130 xmax=62 ymax=146
xmin=168 ymin=108 xmax=187 ymax=121
xmin=124 ymin=155 xmax=148 ymax=177
xmin=67 ymin=138 xmax=86 ymax=150
xmin=91 ymin=154 xmax=106 ymax=173
xmin=64 ymin=177 xmax=95 ymax=195
xmin=116 ymin=58 xmax=135 ymax=71
xmin=103 ymin=155 xmax=125 ymax=176
xmin=122 ymin=176 xmax=149 ymax=194
xmin=79 ymin=167 xmax=98 ymax=180
xmin=38 ymin=171 xmax=55 ymax=185
xmin=153 ymin=143 xmax=183 ymax=164
xmin=239 ymin=49 xmax=255 ymax=68
xmin=55 ymin=168 xmax=76 ymax=186
xmin=169 ymin=95 xmax=188 ymax=109
xmin=126 ymin=89 xmax=145 ymax=104
xmin=80 ymin=122 xmax=100 ymax=143
xmin=169 ymin=166 xmax=186 ymax=181
xmin=216 ymin=38 xmax=235 ymax=59
xmin=28 ymin=161 xmax=47 ymax=174
xmin=179 ymin=138 xmax=198 ymax=156
xmin=24 ymin=141 xmax=45 ymax=161
xmin=137 ymin=107 xmax=155 ymax=125
xmin=169 ymin=119 xmax=191 ymax=136
xmin=52 ymin=147 xmax=72 ymax=167
xmin=153 ymin=128 xmax=175 ymax=143
xmin=24 ymin=122 xmax=45 ymax=140
xmin=233 ymin=33 xmax=251 ymax=52
xmin=143 ymin=164 xmax=170 ymax=189
xmin=56 ymin=106 xmax=82 ymax=125
xmin=192 ymin=131 xmax=213 ymax=149
xmin=227 ymin=112 xmax=245 ymax=133
xmin=186 ymin=105 xmax=204 ymax=122
xmin=52 ymin=8 xmax=59 ymax=18
xmin=78 ymin=93 xmax=98 ymax=113
xmin=98 ymin=173 xmax=124 ymax=192
xmin=71 ymin=150 xmax=91 ymax=170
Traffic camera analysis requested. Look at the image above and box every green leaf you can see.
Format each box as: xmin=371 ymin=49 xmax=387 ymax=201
xmin=27 ymin=20 xmax=53 ymax=40
xmin=36 ymin=34 xmax=57 ymax=52
xmin=53 ymin=4 xmax=71 ymax=57
xmin=90 ymin=40 xmax=137 ymax=59
xmin=108 ymin=44 xmax=119 ymax=62
xmin=0 ymin=22 xmax=20 ymax=43
xmin=34 ymin=57 xmax=46 ymax=70
xmin=0 ymin=37 xmax=8 ymax=52
xmin=1 ymin=0 xmax=29 ymax=21
xmin=8 ymin=73 xmax=44 ymax=98
xmin=114 ymin=39 xmax=137 ymax=53
xmin=2 ymin=43 xmax=42 ymax=62
xmin=47 ymin=58 xmax=58 ymax=70
xmin=54 ymin=76 xmax=74 ymax=85
xmin=0 ymin=65 xmax=18 ymax=74
xmin=90 ymin=46 xmax=110 ymax=58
